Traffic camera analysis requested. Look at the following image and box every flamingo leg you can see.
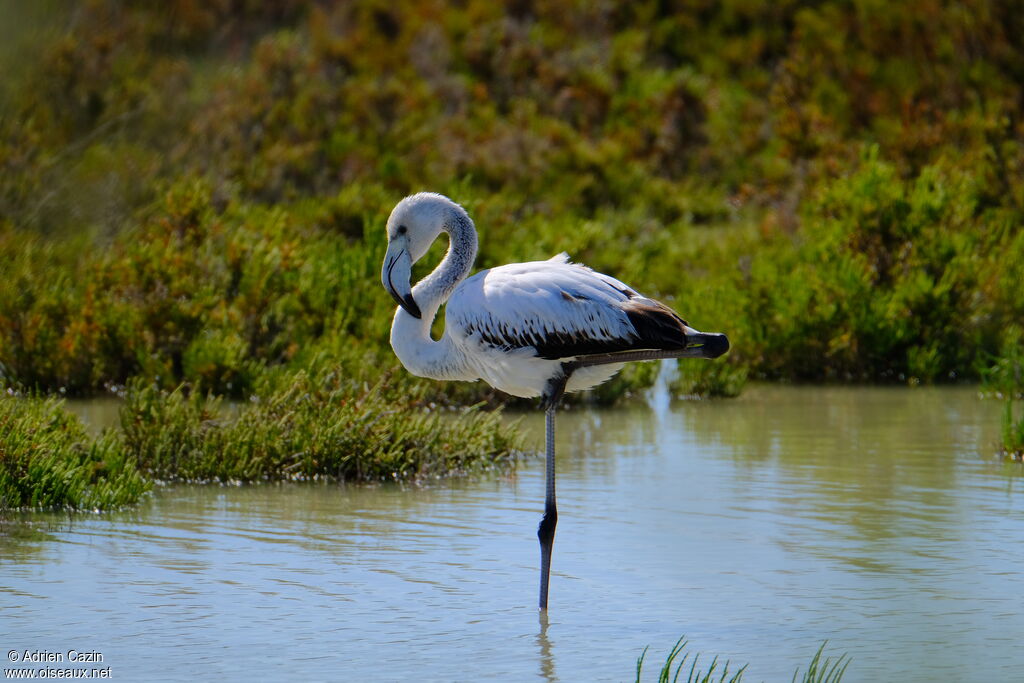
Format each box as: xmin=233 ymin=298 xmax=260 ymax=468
xmin=538 ymin=369 xmax=570 ymax=610
xmin=538 ymin=403 xmax=558 ymax=610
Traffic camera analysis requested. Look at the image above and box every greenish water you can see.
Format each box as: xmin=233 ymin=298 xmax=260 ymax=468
xmin=2 ymin=386 xmax=1022 ymax=681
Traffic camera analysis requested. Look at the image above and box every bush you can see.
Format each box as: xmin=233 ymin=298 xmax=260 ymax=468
xmin=3 ymin=1 xmax=1024 ymax=403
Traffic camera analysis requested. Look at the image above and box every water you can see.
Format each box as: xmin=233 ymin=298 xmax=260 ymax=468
xmin=2 ymin=386 xmax=1022 ymax=681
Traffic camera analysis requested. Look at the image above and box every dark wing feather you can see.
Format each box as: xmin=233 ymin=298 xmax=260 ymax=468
xmin=619 ymin=297 xmax=691 ymax=351
xmin=449 ymin=257 xmax=691 ymax=360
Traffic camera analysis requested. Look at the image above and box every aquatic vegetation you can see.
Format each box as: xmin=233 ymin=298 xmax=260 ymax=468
xmin=634 ymin=638 xmax=849 ymax=683
xmin=794 ymin=647 xmax=851 ymax=683
xmin=0 ymin=364 xmax=523 ymax=509
xmin=119 ymin=367 xmax=523 ymax=484
xmin=981 ymin=347 xmax=1024 ymax=459
xmin=792 ymin=643 xmax=851 ymax=683
xmin=635 ymin=637 xmax=746 ymax=683
xmin=1002 ymin=401 xmax=1024 ymax=460
xmin=0 ymin=395 xmax=149 ymax=511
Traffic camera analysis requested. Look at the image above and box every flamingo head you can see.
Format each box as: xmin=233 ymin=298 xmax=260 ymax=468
xmin=382 ymin=193 xmax=459 ymax=318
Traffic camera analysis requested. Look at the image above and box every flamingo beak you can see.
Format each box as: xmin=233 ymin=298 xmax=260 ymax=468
xmin=680 ymin=326 xmax=730 ymax=359
xmin=382 ymin=243 xmax=422 ymax=319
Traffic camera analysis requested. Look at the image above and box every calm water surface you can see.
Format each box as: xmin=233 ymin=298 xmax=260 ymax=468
xmin=2 ymin=386 xmax=1022 ymax=681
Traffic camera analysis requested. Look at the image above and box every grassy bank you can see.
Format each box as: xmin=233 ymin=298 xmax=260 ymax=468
xmin=0 ymin=394 xmax=149 ymax=510
xmin=0 ymin=368 xmax=522 ymax=511
xmin=119 ymin=366 xmax=521 ymax=484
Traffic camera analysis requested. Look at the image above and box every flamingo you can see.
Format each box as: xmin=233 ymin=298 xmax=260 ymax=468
xmin=381 ymin=193 xmax=729 ymax=610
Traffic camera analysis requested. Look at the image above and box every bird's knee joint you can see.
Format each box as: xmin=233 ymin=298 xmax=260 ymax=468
xmin=537 ymin=507 xmax=558 ymax=544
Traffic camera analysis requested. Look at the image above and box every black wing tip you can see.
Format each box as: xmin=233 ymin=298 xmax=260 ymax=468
xmin=697 ymin=332 xmax=730 ymax=359
xmin=623 ymin=299 xmax=690 ymax=350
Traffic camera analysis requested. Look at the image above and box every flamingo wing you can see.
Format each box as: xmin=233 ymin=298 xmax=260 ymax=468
xmin=447 ymin=254 xmax=691 ymax=360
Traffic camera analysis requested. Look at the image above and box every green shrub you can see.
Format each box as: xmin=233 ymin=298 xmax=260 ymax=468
xmin=721 ymin=151 xmax=1024 ymax=383
xmin=3 ymin=0 xmax=1024 ymax=402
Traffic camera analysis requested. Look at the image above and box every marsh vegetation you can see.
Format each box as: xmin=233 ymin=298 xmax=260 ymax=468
xmin=634 ymin=638 xmax=849 ymax=683
xmin=1 ymin=1 xmax=1023 ymax=509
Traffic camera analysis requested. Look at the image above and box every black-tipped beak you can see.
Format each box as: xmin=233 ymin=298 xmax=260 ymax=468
xmin=683 ymin=331 xmax=730 ymax=359
xmin=382 ymin=247 xmax=422 ymax=319
xmin=388 ymin=284 xmax=422 ymax=319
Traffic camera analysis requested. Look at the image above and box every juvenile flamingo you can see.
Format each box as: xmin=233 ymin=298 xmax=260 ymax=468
xmin=382 ymin=193 xmax=729 ymax=610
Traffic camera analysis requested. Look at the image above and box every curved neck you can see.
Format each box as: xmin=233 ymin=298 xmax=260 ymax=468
xmin=390 ymin=205 xmax=478 ymax=380
xmin=412 ymin=206 xmax=477 ymax=316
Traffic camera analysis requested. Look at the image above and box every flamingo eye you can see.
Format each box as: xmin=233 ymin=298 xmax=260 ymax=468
xmin=397 ymin=225 xmax=408 ymax=235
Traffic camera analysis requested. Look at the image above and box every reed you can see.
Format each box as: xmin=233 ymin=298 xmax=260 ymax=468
xmin=792 ymin=642 xmax=851 ymax=683
xmin=1001 ymin=401 xmax=1024 ymax=460
xmin=981 ymin=348 xmax=1024 ymax=459
xmin=634 ymin=637 xmax=745 ymax=683
xmin=634 ymin=639 xmax=849 ymax=683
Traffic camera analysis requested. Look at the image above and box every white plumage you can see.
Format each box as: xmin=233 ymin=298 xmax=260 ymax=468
xmin=381 ymin=192 xmax=728 ymax=610
xmin=446 ymin=254 xmax=643 ymax=397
